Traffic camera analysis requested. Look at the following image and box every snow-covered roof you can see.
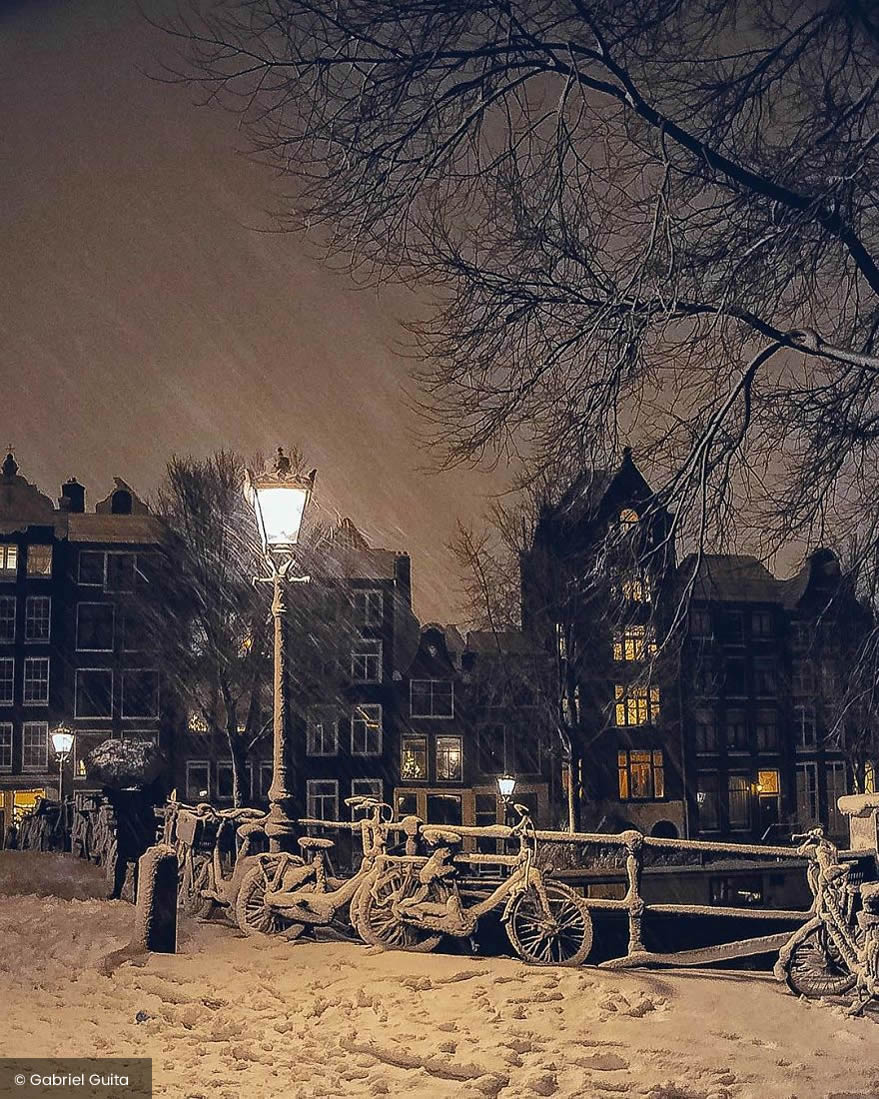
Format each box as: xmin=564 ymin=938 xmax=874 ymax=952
xmin=68 ymin=513 xmax=163 ymax=545
xmin=678 ymin=554 xmax=780 ymax=604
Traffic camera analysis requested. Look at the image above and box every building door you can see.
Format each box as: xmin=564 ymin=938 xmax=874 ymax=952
xmin=757 ymin=769 xmax=780 ymax=836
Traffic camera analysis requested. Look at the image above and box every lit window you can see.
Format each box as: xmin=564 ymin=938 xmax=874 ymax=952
xmin=612 ymin=624 xmax=656 ymax=662
xmin=0 ymin=596 xmax=15 ymax=641
xmin=614 ymin=684 xmax=660 ymax=726
xmin=26 ymin=545 xmax=52 ymax=577
xmin=24 ymin=596 xmax=50 ymax=642
xmin=0 ymin=658 xmax=12 ymax=705
xmin=410 ymin=679 xmax=454 ymax=718
xmin=619 ymin=508 xmax=640 ymax=528
xmin=436 ymin=736 xmax=463 ymax=781
xmin=0 ymin=723 xmax=10 ymax=771
xmin=351 ymin=704 xmax=382 ymax=755
xmin=306 ymin=706 xmax=339 ymax=756
xmin=187 ymin=711 xmax=208 ymax=733
xmin=306 ymin=779 xmax=339 ymax=821
xmin=555 ymin=622 xmax=568 ymax=662
xmin=620 ymin=575 xmax=650 ymax=603
xmin=757 ymin=769 xmax=779 ymax=795
xmin=617 ymin=749 xmax=664 ymax=800
xmin=865 ymin=761 xmax=876 ymax=795
xmin=400 ymin=735 xmax=427 ymax=780
xmin=23 ymin=657 xmax=49 ymax=705
xmin=351 ymin=639 xmax=382 ymax=683
xmin=354 ymin=589 xmax=384 ymax=626
xmin=0 ymin=545 xmax=18 ymax=576
xmin=22 ymin=721 xmax=48 ymax=771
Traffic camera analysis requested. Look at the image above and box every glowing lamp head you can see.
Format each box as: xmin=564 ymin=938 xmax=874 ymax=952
xmin=497 ymin=774 xmax=517 ymax=803
xmin=51 ymin=725 xmax=75 ymax=759
xmin=244 ymin=451 xmax=315 ymax=558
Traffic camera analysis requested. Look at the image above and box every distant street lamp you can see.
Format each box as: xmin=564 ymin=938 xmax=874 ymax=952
xmin=497 ymin=773 xmax=517 ymax=828
xmin=244 ymin=449 xmax=315 ymax=852
xmin=51 ymin=722 xmax=75 ymax=803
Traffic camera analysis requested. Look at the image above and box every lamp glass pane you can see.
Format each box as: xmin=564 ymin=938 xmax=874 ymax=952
xmin=497 ymin=775 xmax=516 ymax=799
xmin=254 ymin=485 xmax=308 ymax=547
xmin=52 ymin=731 xmax=74 ymax=755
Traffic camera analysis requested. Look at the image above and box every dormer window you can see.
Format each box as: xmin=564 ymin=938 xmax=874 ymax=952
xmin=0 ymin=545 xmax=17 ymax=577
xmin=110 ymin=489 xmax=132 ymax=515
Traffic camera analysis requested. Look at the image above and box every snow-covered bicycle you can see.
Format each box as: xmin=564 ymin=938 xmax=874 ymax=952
xmin=774 ymin=828 xmax=872 ymax=1003
xmin=357 ymin=803 xmax=594 ymax=966
xmin=235 ymin=796 xmax=440 ymax=948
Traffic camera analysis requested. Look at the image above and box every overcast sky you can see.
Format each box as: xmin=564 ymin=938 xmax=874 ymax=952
xmin=0 ymin=0 xmax=516 ymax=623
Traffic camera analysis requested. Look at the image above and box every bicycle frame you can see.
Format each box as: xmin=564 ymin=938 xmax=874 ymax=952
xmin=255 ymin=800 xmax=393 ymax=926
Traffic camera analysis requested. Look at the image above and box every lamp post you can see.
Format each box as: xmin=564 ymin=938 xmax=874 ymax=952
xmin=496 ymin=773 xmax=517 ymax=828
xmin=51 ymin=722 xmax=75 ymax=803
xmin=244 ymin=449 xmax=315 ymax=853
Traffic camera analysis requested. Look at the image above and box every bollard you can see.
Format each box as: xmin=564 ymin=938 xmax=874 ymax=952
xmin=135 ymin=843 xmax=178 ymax=954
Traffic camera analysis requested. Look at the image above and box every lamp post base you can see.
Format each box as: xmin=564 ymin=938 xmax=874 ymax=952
xmin=264 ymin=801 xmax=299 ymax=853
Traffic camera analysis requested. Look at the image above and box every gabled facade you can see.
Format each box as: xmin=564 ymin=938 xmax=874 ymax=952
xmin=520 ymin=449 xmax=683 ymax=836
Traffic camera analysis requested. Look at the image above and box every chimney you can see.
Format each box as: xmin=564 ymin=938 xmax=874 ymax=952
xmin=60 ymin=478 xmax=85 ymax=513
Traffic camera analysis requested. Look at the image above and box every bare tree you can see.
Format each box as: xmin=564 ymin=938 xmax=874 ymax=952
xmin=162 ymin=1 xmax=879 ymax=562
xmin=145 ymin=451 xmax=272 ymax=806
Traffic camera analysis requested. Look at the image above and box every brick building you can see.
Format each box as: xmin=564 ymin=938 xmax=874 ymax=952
xmin=0 ymin=453 xmax=167 ymax=833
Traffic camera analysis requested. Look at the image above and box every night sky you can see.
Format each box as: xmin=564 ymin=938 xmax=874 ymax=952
xmin=1 ymin=0 xmax=512 ymax=623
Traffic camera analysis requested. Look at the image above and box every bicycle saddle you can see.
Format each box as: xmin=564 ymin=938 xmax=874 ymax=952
xmin=297 ymin=836 xmax=335 ymax=850
xmin=421 ymin=827 xmax=462 ymax=846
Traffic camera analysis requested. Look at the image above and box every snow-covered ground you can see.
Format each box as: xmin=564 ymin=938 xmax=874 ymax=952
xmin=0 ymin=852 xmax=876 ymax=1098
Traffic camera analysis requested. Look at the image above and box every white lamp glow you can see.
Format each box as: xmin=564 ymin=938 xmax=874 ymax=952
xmin=497 ymin=774 xmax=517 ymax=803
xmin=51 ymin=727 xmax=74 ymax=759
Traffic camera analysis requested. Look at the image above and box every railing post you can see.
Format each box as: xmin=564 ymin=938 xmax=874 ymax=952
xmin=622 ymin=829 xmax=645 ymax=955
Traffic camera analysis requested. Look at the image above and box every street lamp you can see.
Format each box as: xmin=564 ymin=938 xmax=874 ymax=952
xmin=497 ymin=773 xmax=517 ymax=828
xmin=51 ymin=722 xmax=75 ymax=803
xmin=244 ymin=449 xmax=315 ymax=852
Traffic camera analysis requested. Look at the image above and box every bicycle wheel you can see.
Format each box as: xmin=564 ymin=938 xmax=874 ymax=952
xmin=184 ymin=860 xmax=218 ymax=920
xmin=356 ymin=869 xmax=445 ymax=953
xmin=236 ymin=865 xmax=305 ymax=939
xmin=178 ymin=853 xmax=207 ymax=911
xmin=783 ymin=925 xmax=857 ymax=997
xmin=506 ymin=881 xmax=593 ymax=966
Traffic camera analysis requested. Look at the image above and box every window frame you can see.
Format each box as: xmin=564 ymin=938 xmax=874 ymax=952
xmin=351 ymin=703 xmax=382 ymax=756
xmin=727 ymin=773 xmax=751 ymax=830
xmin=306 ymin=778 xmax=339 ymax=821
xmin=306 ymin=706 xmax=339 ymax=757
xmin=22 ymin=656 xmax=49 ymax=706
xmin=617 ymin=748 xmax=665 ymax=800
xmin=696 ymin=772 xmax=721 ymax=830
xmin=0 ymin=657 xmax=13 ymax=706
xmin=24 ymin=595 xmax=51 ymax=643
xmin=0 ymin=544 xmax=18 ymax=577
xmin=0 ymin=722 xmax=11 ymax=772
xmin=216 ymin=760 xmax=253 ymax=802
xmin=613 ymin=683 xmax=660 ymax=727
xmin=351 ymin=639 xmax=382 ymax=683
xmin=350 ymin=778 xmax=383 ymax=817
xmin=22 ymin=721 xmax=49 ymax=772
xmin=0 ymin=596 xmax=15 ymax=642
xmin=612 ymin=623 xmax=657 ymax=662
xmin=410 ymin=678 xmax=455 ymax=719
xmin=25 ymin=544 xmax=52 ymax=578
xmin=400 ymin=734 xmax=428 ymax=781
xmin=76 ymin=602 xmax=116 ymax=652
xmin=795 ymin=760 xmax=819 ymax=826
xmin=121 ymin=668 xmax=160 ymax=719
xmin=435 ymin=735 xmax=463 ymax=781
xmin=185 ymin=760 xmax=210 ymax=801
xmin=354 ymin=589 xmax=384 ymax=627
xmin=74 ymin=667 xmax=114 ymax=721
